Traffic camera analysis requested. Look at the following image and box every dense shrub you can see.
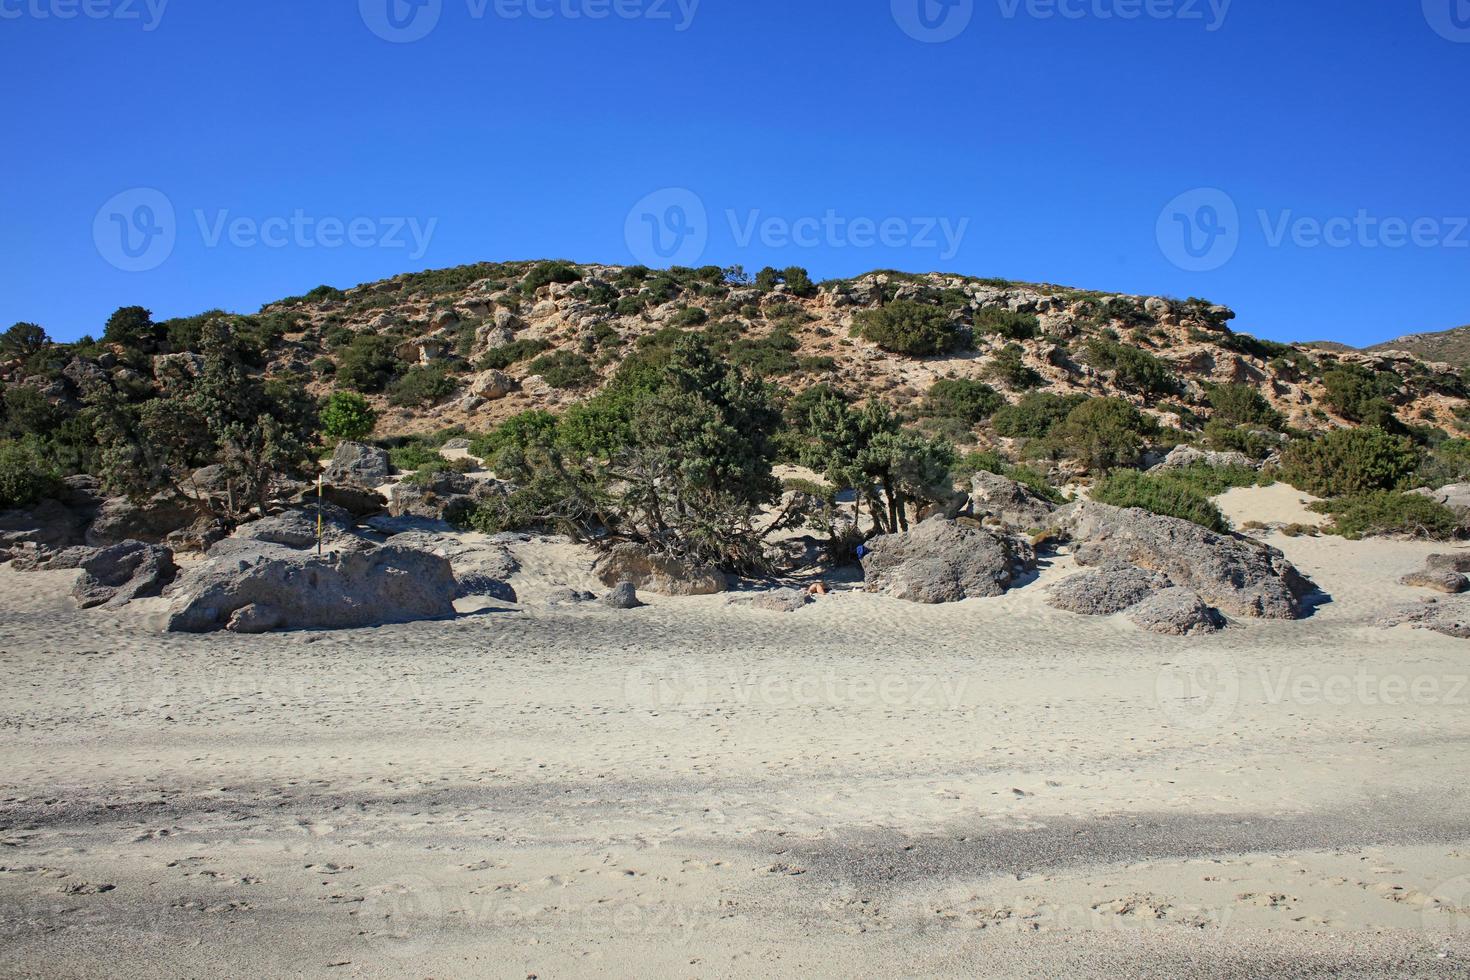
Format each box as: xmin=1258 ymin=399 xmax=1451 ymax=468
xmin=388 ymin=366 xmax=459 ymax=407
xmin=1321 ymin=365 xmax=1398 ymax=422
xmin=984 ymin=344 xmax=1044 ymax=389
xmin=1278 ymin=427 xmax=1419 ymax=497
xmin=388 ymin=442 xmax=441 ymax=473
xmin=992 ymin=392 xmax=1087 ymax=439
xmin=1208 ymin=384 xmax=1282 ymax=428
xmin=521 ymin=261 xmax=582 ymax=294
xmin=1046 ymin=398 xmax=1158 ymax=472
xmin=925 ymin=379 xmax=1004 ymax=423
xmin=1084 ymin=338 xmax=1177 ymax=398
xmin=1202 ymin=419 xmax=1278 ymax=459
xmin=319 ymin=392 xmax=377 ymax=441
xmin=0 ymin=440 xmax=62 ymax=511
xmin=528 ymin=351 xmax=595 ymax=389
xmin=954 ymin=449 xmax=1064 ymax=503
xmin=854 ymin=301 xmax=965 ymax=356
xmin=729 ymin=329 xmax=800 ymax=377
xmin=1157 ymin=461 xmax=1263 ymax=497
xmin=468 ymin=410 xmax=560 ymax=465
xmin=975 ymin=307 xmax=1039 ymax=340
xmin=1416 ymin=438 xmax=1470 ymax=489
xmin=337 ymin=334 xmax=400 ymax=393
xmin=1092 ymin=469 xmax=1228 ymax=532
xmin=1311 ymin=492 xmax=1463 ymax=540
xmin=0 ymin=323 xmax=49 ymax=360
xmin=477 ymin=338 xmax=551 ymax=370
xmin=102 ymin=306 xmax=158 ymax=349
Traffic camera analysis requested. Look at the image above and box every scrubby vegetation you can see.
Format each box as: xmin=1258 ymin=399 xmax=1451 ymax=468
xmin=319 ymin=392 xmax=377 ymax=442
xmin=0 ymin=440 xmax=62 ymax=511
xmin=1092 ymin=469 xmax=1229 ymax=533
xmin=924 ymin=379 xmax=1004 ymax=424
xmin=1311 ymin=492 xmax=1462 ymax=540
xmin=854 ymin=301 xmax=966 ymax=356
xmin=1278 ymin=427 xmax=1419 ymax=498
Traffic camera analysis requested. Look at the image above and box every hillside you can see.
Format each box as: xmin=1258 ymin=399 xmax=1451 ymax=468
xmin=1366 ymin=324 xmax=1470 ymax=369
xmin=247 ymin=261 xmax=1467 ymax=441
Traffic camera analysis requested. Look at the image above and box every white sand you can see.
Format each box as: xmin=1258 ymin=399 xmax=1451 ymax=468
xmin=2 ymin=492 xmax=1468 ymax=978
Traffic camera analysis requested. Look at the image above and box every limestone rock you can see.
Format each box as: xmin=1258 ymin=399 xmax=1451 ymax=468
xmin=1047 ymin=563 xmax=1173 ymax=616
xmin=593 ymin=543 xmax=728 ymax=596
xmin=861 ymin=518 xmax=1036 ymax=604
xmin=1128 ymin=588 xmax=1226 ymax=636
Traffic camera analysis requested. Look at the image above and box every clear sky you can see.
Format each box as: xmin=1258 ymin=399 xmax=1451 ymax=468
xmin=3 ymin=0 xmax=1467 ymax=345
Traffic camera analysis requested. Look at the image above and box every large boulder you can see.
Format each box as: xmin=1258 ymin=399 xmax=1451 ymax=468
xmin=593 ymin=543 xmax=728 ymax=596
xmin=1047 ymin=563 xmax=1174 ymax=616
xmin=388 ymin=472 xmax=502 ymax=524
xmin=1128 ymin=588 xmax=1226 ymax=636
xmin=860 ymin=518 xmax=1036 ymax=604
xmin=0 ymin=488 xmax=95 ymax=559
xmin=969 ymin=471 xmax=1058 ymax=530
xmin=382 ymin=530 xmax=520 ymax=602
xmin=1400 ymin=553 xmax=1470 ymax=594
xmin=749 ymin=588 xmax=812 ymax=613
xmin=71 ymin=541 xmax=177 ymax=610
xmin=1413 ymin=484 xmax=1470 ymax=514
xmin=1149 ymin=445 xmax=1255 ymax=472
xmin=468 ymin=369 xmax=517 ymax=402
xmin=323 ymin=442 xmax=393 ymax=488
xmin=230 ymin=504 xmax=363 ymax=551
xmin=164 ymin=538 xmax=456 ymax=633
xmin=87 ymin=492 xmax=207 ymax=548
xmin=1054 ymin=501 xmax=1313 ymax=620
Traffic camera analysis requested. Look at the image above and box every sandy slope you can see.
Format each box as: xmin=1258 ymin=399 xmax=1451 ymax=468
xmin=2 ymin=494 xmax=1469 ymax=978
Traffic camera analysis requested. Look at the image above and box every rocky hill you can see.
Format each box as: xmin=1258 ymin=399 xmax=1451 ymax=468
xmin=246 ymin=261 xmax=1467 ymax=440
xmin=1365 ymin=324 xmax=1470 ymax=370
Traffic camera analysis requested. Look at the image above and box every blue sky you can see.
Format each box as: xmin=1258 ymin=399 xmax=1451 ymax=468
xmin=2 ymin=0 xmax=1467 ymax=345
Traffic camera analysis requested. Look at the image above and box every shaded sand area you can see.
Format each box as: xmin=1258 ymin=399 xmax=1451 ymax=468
xmin=2 ymin=493 xmax=1469 ymax=978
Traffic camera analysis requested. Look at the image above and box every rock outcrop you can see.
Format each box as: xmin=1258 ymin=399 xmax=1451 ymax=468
xmin=749 ymin=588 xmax=812 ymax=613
xmin=323 ymin=442 xmax=393 ymax=488
xmin=1047 ymin=563 xmax=1174 ymax=616
xmin=602 ymin=582 xmax=643 ymax=609
xmin=1377 ymin=597 xmax=1470 ymax=639
xmin=593 ymin=543 xmax=728 ymax=596
xmin=1055 ymin=501 xmax=1313 ymax=619
xmin=69 ymin=541 xmax=177 ymax=610
xmin=969 ymin=472 xmax=1058 ymax=530
xmin=1149 ymin=445 xmax=1256 ymax=472
xmin=861 ymin=517 xmax=1035 ymax=604
xmin=1128 ymin=588 xmax=1225 ymax=636
xmin=1400 ymin=553 xmax=1470 ymax=594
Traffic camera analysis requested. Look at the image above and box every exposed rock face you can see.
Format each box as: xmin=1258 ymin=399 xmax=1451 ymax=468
xmin=1413 ymin=484 xmax=1470 ymax=514
xmin=70 ymin=541 xmax=177 ymax=610
xmin=231 ymin=504 xmax=363 ymax=551
xmin=165 ymin=538 xmax=457 ymax=633
xmin=750 ymin=588 xmax=812 ymax=613
xmin=1047 ymin=563 xmax=1174 ymax=616
xmin=1377 ymin=597 xmax=1470 ymax=639
xmin=1128 ymin=588 xmax=1226 ymax=636
xmin=1150 ymin=445 xmax=1256 ymax=472
xmin=602 ymin=582 xmax=643 ymax=609
xmin=593 ymin=543 xmax=729 ymax=596
xmin=969 ymin=472 xmax=1058 ymax=530
xmin=1055 ymin=501 xmax=1313 ymax=619
xmin=0 ymin=491 xmax=94 ymax=558
xmin=861 ymin=517 xmax=1036 ymax=604
xmin=454 ymin=573 xmax=518 ymax=602
xmin=311 ymin=484 xmax=388 ymax=518
xmin=323 ymin=442 xmax=393 ymax=488
xmin=388 ymin=472 xmax=502 ymax=525
xmin=1400 ymin=553 xmax=1470 ymax=594
xmin=87 ymin=493 xmax=206 ymax=548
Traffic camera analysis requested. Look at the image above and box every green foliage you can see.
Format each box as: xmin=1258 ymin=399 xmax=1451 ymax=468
xmin=388 ymin=442 xmax=441 ymax=473
xmin=1084 ymin=338 xmax=1177 ymax=398
xmin=992 ymin=392 xmax=1087 ymax=439
xmin=1045 ymin=398 xmax=1158 ymax=472
xmin=1417 ymin=438 xmax=1470 ymax=490
xmin=1208 ymin=384 xmax=1282 ymax=428
xmin=925 ymin=379 xmax=1004 ymax=424
xmin=337 ymin=334 xmax=400 ymax=393
xmin=1092 ymin=470 xmax=1229 ymax=532
xmin=520 ymin=261 xmax=582 ymax=294
xmin=954 ymin=449 xmax=1064 ymax=503
xmin=1156 ymin=462 xmax=1264 ymax=497
xmin=1321 ymin=365 xmax=1399 ymax=423
xmin=388 ymin=366 xmax=459 ymax=407
xmin=975 ymin=306 xmax=1038 ymax=340
xmin=0 ymin=440 xmax=63 ymax=511
xmin=754 ymin=266 xmax=818 ymax=298
xmin=1279 ymin=427 xmax=1419 ymax=497
xmin=854 ymin=301 xmax=965 ymax=357
xmin=729 ymin=328 xmax=801 ymax=377
xmin=528 ymin=351 xmax=595 ymax=389
xmin=1311 ymin=492 xmax=1463 ymax=541
xmin=1 ymin=323 xmax=49 ymax=361
xmin=103 ymin=306 xmax=158 ymax=350
xmin=984 ymin=343 xmax=1044 ymax=389
xmin=319 ymin=392 xmax=377 ymax=441
xmin=477 ymin=338 xmax=551 ymax=370
xmin=468 ymin=410 xmax=560 ymax=464
xmin=1202 ymin=420 xmax=1278 ymax=459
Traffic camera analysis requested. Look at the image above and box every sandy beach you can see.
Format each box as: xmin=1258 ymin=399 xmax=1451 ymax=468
xmin=2 ymin=495 xmax=1468 ymax=979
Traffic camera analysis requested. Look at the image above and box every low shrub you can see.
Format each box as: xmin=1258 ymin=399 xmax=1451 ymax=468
xmin=1278 ymin=427 xmax=1419 ymax=497
xmin=337 ymin=334 xmax=400 ymax=393
xmin=984 ymin=343 xmax=1044 ymax=390
xmin=1092 ymin=469 xmax=1228 ymax=532
xmin=1310 ymin=492 xmax=1463 ymax=540
xmin=388 ymin=365 xmax=459 ymax=407
xmin=528 ymin=351 xmax=595 ymax=389
xmin=925 ymin=379 xmax=1004 ymax=423
xmin=0 ymin=440 xmax=62 ymax=511
xmin=1208 ymin=384 xmax=1282 ymax=428
xmin=319 ymin=391 xmax=377 ymax=441
xmin=975 ymin=306 xmax=1038 ymax=340
xmin=521 ymin=261 xmax=582 ymax=295
xmin=1158 ymin=461 xmax=1264 ymax=497
xmin=1084 ymin=338 xmax=1177 ymax=398
xmin=992 ymin=392 xmax=1087 ymax=439
xmin=1045 ymin=398 xmax=1159 ymax=472
xmin=854 ymin=301 xmax=965 ymax=356
xmin=477 ymin=338 xmax=551 ymax=370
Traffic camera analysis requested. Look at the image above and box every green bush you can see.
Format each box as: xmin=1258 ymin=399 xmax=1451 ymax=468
xmin=337 ymin=334 xmax=400 ymax=393
xmin=1046 ymin=398 xmax=1159 ymax=472
xmin=984 ymin=343 xmax=1044 ymax=389
xmin=1156 ymin=461 xmax=1263 ymax=497
xmin=975 ymin=306 xmax=1038 ymax=340
xmin=1279 ymin=427 xmax=1419 ymax=497
xmin=0 ymin=323 xmax=49 ymax=360
xmin=1092 ymin=469 xmax=1228 ymax=532
xmin=1311 ymin=492 xmax=1462 ymax=540
xmin=477 ymin=338 xmax=551 ymax=370
xmin=1208 ymin=384 xmax=1282 ymax=428
xmin=954 ymin=450 xmax=1063 ymax=503
xmin=729 ymin=329 xmax=800 ymax=377
xmin=467 ymin=410 xmax=560 ymax=463
xmin=925 ymin=379 xmax=1004 ymax=423
xmin=992 ymin=392 xmax=1087 ymax=439
xmin=1084 ymin=338 xmax=1177 ymax=398
xmin=388 ymin=442 xmax=441 ymax=473
xmin=1202 ymin=419 xmax=1278 ymax=459
xmin=388 ymin=366 xmax=458 ymax=407
xmin=1321 ymin=365 xmax=1398 ymax=422
xmin=528 ymin=351 xmax=595 ymax=389
xmin=854 ymin=301 xmax=965 ymax=356
xmin=1417 ymin=438 xmax=1470 ymax=489
xmin=521 ymin=261 xmax=582 ymax=294
xmin=0 ymin=440 xmax=62 ymax=511
xmin=319 ymin=392 xmax=377 ymax=441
